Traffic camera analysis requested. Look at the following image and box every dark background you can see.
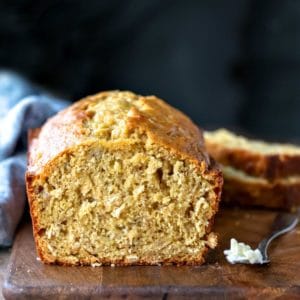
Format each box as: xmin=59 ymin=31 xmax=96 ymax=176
xmin=1 ymin=0 xmax=300 ymax=141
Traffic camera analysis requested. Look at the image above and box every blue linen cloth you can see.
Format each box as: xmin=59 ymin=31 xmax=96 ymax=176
xmin=0 ymin=71 xmax=69 ymax=246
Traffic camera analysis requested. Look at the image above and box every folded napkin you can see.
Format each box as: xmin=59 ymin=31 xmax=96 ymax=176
xmin=0 ymin=71 xmax=69 ymax=246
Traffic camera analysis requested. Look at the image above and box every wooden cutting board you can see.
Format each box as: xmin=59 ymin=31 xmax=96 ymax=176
xmin=3 ymin=208 xmax=300 ymax=299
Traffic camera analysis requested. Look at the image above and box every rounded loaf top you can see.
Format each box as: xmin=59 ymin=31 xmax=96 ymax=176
xmin=27 ymin=91 xmax=211 ymax=173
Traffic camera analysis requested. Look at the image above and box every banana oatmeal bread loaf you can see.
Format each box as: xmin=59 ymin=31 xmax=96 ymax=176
xmin=26 ymin=91 xmax=223 ymax=266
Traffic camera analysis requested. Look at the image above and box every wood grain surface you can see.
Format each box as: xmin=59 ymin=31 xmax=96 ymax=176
xmin=3 ymin=208 xmax=300 ymax=300
xmin=0 ymin=250 xmax=11 ymax=300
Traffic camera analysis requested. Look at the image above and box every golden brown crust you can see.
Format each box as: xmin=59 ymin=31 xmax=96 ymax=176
xmin=36 ymin=245 xmax=209 ymax=267
xmin=25 ymin=145 xmax=46 ymax=264
xmin=26 ymin=91 xmax=223 ymax=266
xmin=203 ymin=158 xmax=223 ymax=235
xmin=27 ymin=91 xmax=211 ymax=174
xmin=205 ymin=140 xmax=300 ymax=181
xmin=222 ymin=175 xmax=300 ymax=211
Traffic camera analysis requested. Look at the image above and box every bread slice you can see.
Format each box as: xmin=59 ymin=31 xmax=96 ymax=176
xmin=204 ymin=128 xmax=300 ymax=211
xmin=204 ymin=129 xmax=300 ymax=180
xmin=26 ymin=91 xmax=223 ymax=266
xmin=222 ymin=166 xmax=300 ymax=211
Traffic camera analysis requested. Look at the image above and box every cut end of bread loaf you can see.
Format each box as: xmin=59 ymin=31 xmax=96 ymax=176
xmin=26 ymin=91 xmax=222 ymax=266
xmin=27 ymin=142 xmax=219 ymax=265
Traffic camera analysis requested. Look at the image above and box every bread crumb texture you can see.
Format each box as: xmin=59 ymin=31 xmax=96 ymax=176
xmin=26 ymin=91 xmax=222 ymax=266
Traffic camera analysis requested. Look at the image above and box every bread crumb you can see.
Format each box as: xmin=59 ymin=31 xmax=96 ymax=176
xmin=91 ymin=262 xmax=102 ymax=267
xmin=206 ymin=232 xmax=218 ymax=249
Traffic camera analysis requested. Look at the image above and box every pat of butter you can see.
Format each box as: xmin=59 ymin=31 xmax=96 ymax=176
xmin=224 ymin=238 xmax=263 ymax=264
